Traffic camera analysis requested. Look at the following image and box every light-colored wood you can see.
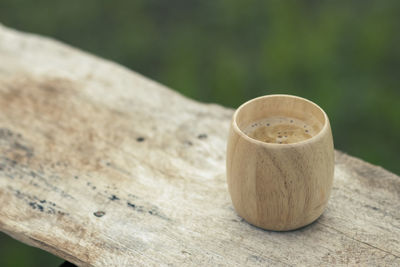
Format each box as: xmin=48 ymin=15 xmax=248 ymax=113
xmin=0 ymin=24 xmax=399 ymax=266
xmin=227 ymin=95 xmax=335 ymax=231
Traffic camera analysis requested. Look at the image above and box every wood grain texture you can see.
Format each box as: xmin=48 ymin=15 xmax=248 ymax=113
xmin=227 ymin=95 xmax=335 ymax=231
xmin=0 ymin=24 xmax=399 ymax=266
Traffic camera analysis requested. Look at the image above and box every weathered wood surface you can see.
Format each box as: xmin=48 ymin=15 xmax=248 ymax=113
xmin=0 ymin=24 xmax=399 ymax=266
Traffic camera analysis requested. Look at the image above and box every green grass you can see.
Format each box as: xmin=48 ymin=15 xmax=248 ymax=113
xmin=0 ymin=232 xmax=63 ymax=266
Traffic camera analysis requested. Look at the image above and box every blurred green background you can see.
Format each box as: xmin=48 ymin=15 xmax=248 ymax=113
xmin=0 ymin=0 xmax=399 ymax=266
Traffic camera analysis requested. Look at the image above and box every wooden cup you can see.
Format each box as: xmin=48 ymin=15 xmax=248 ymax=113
xmin=226 ymin=95 xmax=334 ymax=231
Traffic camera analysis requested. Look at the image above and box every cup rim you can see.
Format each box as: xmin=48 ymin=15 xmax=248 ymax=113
xmin=232 ymin=94 xmax=330 ymax=147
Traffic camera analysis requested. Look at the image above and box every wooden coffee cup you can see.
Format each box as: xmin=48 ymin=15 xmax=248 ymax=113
xmin=226 ymin=95 xmax=334 ymax=231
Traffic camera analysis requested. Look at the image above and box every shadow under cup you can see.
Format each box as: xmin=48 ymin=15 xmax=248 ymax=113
xmin=226 ymin=95 xmax=334 ymax=231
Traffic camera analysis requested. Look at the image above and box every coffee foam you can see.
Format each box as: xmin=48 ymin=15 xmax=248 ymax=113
xmin=243 ymin=116 xmax=321 ymax=144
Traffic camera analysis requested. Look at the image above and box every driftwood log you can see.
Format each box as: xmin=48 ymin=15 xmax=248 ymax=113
xmin=0 ymin=25 xmax=399 ymax=266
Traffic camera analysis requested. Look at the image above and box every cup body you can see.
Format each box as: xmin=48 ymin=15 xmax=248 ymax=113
xmin=226 ymin=95 xmax=334 ymax=231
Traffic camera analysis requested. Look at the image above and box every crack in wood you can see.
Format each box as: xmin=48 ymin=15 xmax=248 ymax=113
xmin=319 ymin=222 xmax=400 ymax=259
